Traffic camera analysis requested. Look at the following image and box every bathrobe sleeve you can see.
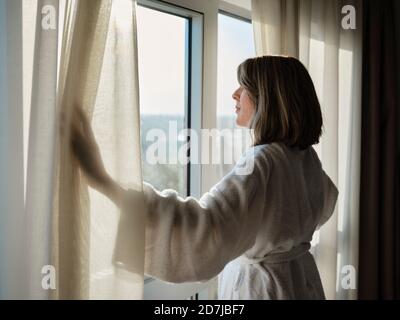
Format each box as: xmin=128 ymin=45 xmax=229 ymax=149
xmin=141 ymin=147 xmax=270 ymax=283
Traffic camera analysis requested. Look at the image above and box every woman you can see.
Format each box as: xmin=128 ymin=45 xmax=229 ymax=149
xmin=69 ymin=55 xmax=338 ymax=299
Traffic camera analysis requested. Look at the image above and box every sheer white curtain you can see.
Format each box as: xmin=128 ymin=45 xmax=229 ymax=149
xmin=1 ymin=0 xmax=145 ymax=299
xmin=251 ymin=0 xmax=362 ymax=299
xmin=0 ymin=0 xmax=25 ymax=299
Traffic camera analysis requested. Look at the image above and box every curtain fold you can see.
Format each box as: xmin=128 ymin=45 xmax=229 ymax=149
xmin=0 ymin=0 xmax=24 ymax=299
xmin=53 ymin=0 xmax=113 ymax=299
xmin=24 ymin=0 xmax=60 ymax=299
xmin=251 ymin=0 xmax=363 ymax=299
xmin=358 ymin=0 xmax=400 ymax=299
xmin=19 ymin=0 xmax=145 ymax=299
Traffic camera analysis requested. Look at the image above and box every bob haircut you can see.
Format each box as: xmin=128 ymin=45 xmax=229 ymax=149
xmin=237 ymin=55 xmax=323 ymax=150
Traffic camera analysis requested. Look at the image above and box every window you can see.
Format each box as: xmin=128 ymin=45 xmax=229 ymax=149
xmin=137 ymin=5 xmax=189 ymax=196
xmin=217 ymin=12 xmax=255 ymax=174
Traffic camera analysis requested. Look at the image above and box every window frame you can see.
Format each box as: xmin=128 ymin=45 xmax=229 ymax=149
xmin=219 ymin=0 xmax=252 ymax=21
xmin=218 ymin=9 xmax=252 ymax=24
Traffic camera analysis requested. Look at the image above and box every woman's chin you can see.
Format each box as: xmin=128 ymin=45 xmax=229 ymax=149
xmin=235 ymin=118 xmax=245 ymax=127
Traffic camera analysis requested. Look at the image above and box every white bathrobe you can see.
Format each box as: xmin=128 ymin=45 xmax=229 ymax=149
xmin=140 ymin=142 xmax=338 ymax=299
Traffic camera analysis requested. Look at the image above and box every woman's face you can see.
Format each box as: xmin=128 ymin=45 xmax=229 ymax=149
xmin=232 ymin=86 xmax=255 ymax=128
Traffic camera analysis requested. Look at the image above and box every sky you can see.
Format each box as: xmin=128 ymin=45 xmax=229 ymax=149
xmin=217 ymin=14 xmax=255 ymax=116
xmin=136 ymin=6 xmax=255 ymax=115
xmin=136 ymin=5 xmax=187 ymax=115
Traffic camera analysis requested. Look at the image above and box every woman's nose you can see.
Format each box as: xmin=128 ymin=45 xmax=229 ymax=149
xmin=232 ymin=88 xmax=240 ymax=100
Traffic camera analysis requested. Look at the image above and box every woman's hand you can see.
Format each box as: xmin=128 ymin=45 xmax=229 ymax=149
xmin=61 ymin=106 xmax=126 ymax=206
xmin=66 ymin=107 xmax=110 ymax=189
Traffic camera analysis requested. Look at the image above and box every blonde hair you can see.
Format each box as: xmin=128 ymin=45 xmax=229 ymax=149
xmin=237 ymin=55 xmax=323 ymax=149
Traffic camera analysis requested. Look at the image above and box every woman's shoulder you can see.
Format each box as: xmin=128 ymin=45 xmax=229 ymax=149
xmin=245 ymin=142 xmax=284 ymax=160
xmin=247 ymin=142 xmax=322 ymax=167
xmin=235 ymin=144 xmax=274 ymax=175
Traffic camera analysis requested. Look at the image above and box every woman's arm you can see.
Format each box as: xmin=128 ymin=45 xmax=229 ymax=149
xmin=66 ymin=107 xmax=271 ymax=283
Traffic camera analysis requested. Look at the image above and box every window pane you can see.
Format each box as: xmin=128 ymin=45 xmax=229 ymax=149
xmin=217 ymin=13 xmax=255 ymax=173
xmin=137 ymin=6 xmax=188 ymax=196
